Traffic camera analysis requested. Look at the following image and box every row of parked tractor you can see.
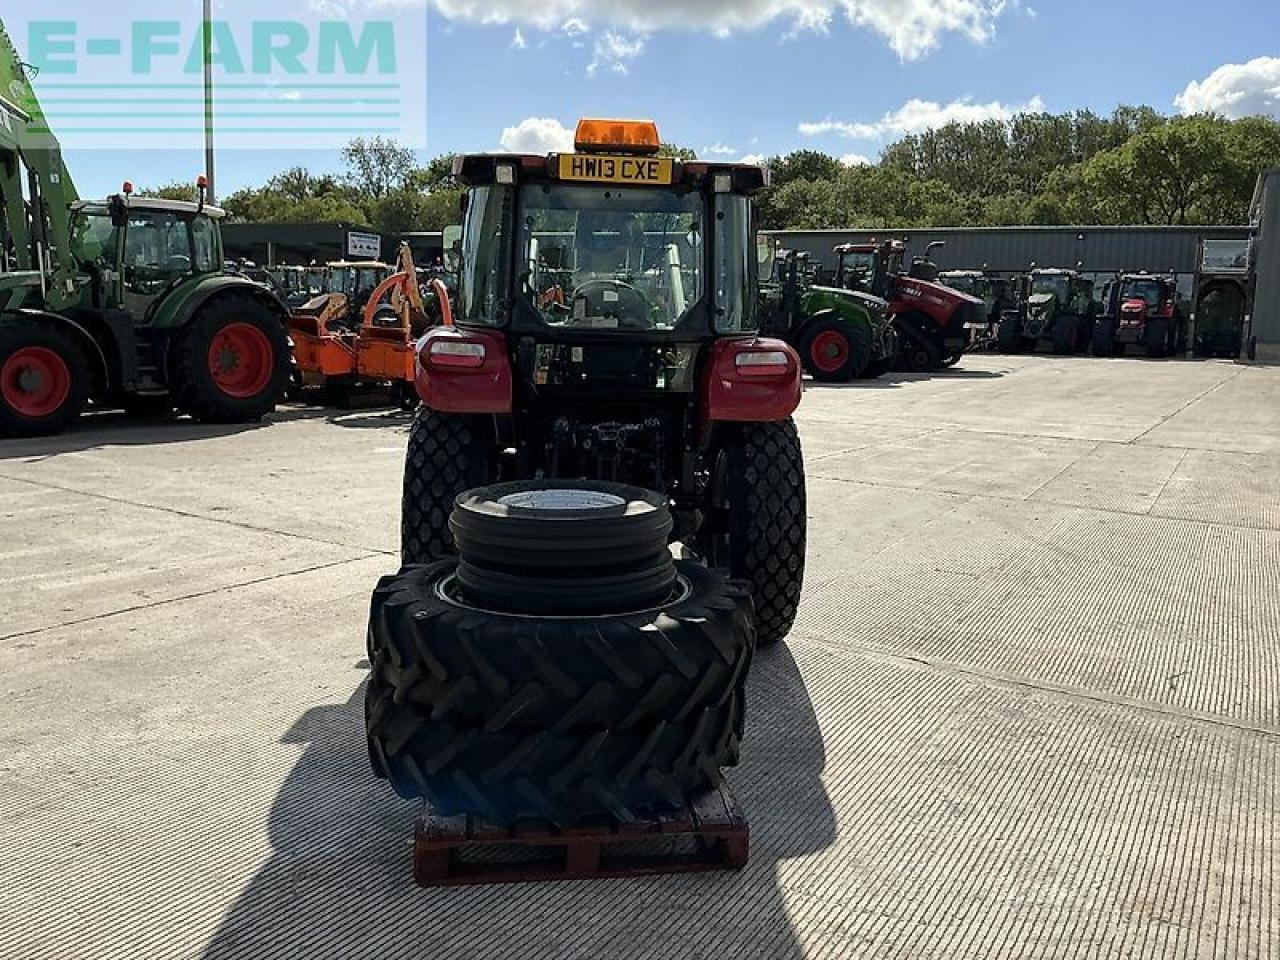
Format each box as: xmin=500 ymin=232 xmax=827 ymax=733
xmin=945 ymin=267 xmax=1193 ymax=360
xmin=757 ymin=238 xmax=1201 ymax=385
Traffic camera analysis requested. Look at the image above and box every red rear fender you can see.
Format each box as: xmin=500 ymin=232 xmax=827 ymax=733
xmin=415 ymin=327 xmax=512 ymax=414
xmin=703 ymin=336 xmax=802 ymax=423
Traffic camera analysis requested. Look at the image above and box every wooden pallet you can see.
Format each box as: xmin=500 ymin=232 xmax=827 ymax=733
xmin=412 ymin=778 xmax=749 ymax=887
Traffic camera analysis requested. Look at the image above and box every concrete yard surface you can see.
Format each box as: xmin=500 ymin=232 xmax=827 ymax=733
xmin=0 ymin=354 xmax=1277 ymax=959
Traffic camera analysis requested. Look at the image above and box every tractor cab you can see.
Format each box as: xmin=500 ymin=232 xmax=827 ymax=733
xmin=832 ymin=240 xmax=903 ymax=298
xmin=69 ymin=192 xmax=225 ymax=317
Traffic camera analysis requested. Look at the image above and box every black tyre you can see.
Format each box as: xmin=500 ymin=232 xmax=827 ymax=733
xmin=367 ymin=679 xmax=743 ymax=825
xmin=997 ymin=313 xmax=1022 ymax=353
xmin=707 ymin=419 xmax=806 ymax=647
xmin=451 ymin=480 xmax=672 ymax=574
xmin=169 ymin=295 xmax=291 ymax=424
xmin=1051 ymin=315 xmax=1077 ymax=355
xmin=369 ymin=560 xmax=751 ymax=734
xmin=900 ymin=337 xmax=939 ymax=373
xmin=1092 ymin=318 xmax=1118 ymax=357
xmin=0 ymin=316 xmax=91 ymax=438
xmin=799 ymin=316 xmax=871 ymax=382
xmin=1146 ymin=319 xmax=1169 ymax=359
xmin=401 ymin=408 xmax=495 ymax=565
xmin=861 ymin=357 xmax=894 ymax=380
xmin=366 ymin=560 xmax=752 ymax=824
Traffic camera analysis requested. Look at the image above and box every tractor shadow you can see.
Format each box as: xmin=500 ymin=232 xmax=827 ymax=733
xmin=0 ymin=414 xmax=294 ymax=461
xmin=201 ymin=644 xmax=835 ymax=960
xmin=806 ymin=367 xmax=1005 ymax=391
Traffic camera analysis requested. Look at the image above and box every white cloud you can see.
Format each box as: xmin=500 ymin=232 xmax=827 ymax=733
xmin=562 ymin=18 xmax=590 ymax=36
xmin=499 ymin=117 xmax=575 ymax=154
xmin=1175 ymin=57 xmax=1280 ymax=119
xmin=702 ymin=143 xmax=738 ymax=156
xmin=801 ymin=95 xmax=1046 ymax=140
xmin=740 ymin=153 xmax=767 ymax=165
xmin=840 ymin=152 xmax=871 ymax=166
xmin=588 ymin=30 xmax=645 ymax=76
xmin=511 ymin=28 xmax=527 ymax=49
xmin=428 ymin=0 xmax=1013 ymax=61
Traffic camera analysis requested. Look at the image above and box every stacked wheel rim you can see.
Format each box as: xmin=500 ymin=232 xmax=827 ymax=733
xmin=451 ymin=481 xmax=676 ymax=616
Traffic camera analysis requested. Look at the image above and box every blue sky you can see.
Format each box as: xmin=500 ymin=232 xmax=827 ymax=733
xmin=42 ymin=0 xmax=1280 ymax=200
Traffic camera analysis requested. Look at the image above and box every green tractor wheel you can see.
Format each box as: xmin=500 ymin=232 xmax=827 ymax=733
xmin=0 ymin=316 xmax=92 ymax=438
xmin=798 ymin=317 xmax=871 ymax=382
xmin=169 ymin=296 xmax=291 ymax=424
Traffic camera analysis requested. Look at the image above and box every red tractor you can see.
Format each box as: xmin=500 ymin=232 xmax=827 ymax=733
xmin=364 ymin=119 xmax=808 ymax=822
xmin=399 ymin=119 xmax=806 ymax=646
xmin=831 ymin=240 xmax=984 ymax=372
xmin=1092 ymin=272 xmax=1181 ymax=358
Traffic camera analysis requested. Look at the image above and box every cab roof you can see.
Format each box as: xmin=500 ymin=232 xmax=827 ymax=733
xmin=72 ymin=198 xmax=227 ymax=219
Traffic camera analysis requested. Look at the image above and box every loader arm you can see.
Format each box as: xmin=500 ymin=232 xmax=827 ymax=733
xmin=0 ymin=20 xmax=80 ymax=308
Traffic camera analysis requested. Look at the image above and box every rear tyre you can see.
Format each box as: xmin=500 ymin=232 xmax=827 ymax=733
xmin=900 ymin=338 xmax=939 ymax=373
xmin=799 ymin=317 xmax=871 ymax=382
xmin=997 ymin=313 xmax=1022 ymax=353
xmin=369 ymin=560 xmax=752 ymax=737
xmin=170 ymin=295 xmax=291 ymax=424
xmin=1092 ymin=318 xmax=1118 ymax=357
xmin=0 ymin=317 xmax=91 ymax=438
xmin=366 ymin=560 xmax=752 ymax=825
xmin=1146 ymin=319 xmax=1170 ymax=359
xmin=1051 ymin=316 xmax=1078 ymax=355
xmin=401 ymin=408 xmax=494 ymax=565
xmin=709 ymin=419 xmax=806 ymax=647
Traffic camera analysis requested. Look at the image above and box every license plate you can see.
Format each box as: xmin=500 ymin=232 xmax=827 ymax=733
xmin=558 ymin=154 xmax=674 ymax=186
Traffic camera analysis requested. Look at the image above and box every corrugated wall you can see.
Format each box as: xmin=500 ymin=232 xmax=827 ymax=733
xmin=1252 ymin=172 xmax=1280 ymax=362
xmin=767 ymin=225 xmax=1252 ymax=276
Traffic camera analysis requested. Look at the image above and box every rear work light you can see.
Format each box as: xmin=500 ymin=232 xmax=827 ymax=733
xmin=735 ymin=350 xmax=791 ymax=377
xmin=428 ymin=340 xmax=486 ymax=369
xmin=574 ymin=118 xmax=661 ymax=155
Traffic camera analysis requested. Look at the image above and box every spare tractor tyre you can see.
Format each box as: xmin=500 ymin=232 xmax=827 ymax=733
xmin=0 ymin=316 xmax=91 ymax=438
xmin=453 ymin=483 xmax=679 ymax=613
xmin=799 ymin=316 xmax=871 ymax=382
xmin=451 ymin=481 xmax=673 ymax=576
xmin=402 ymin=408 xmax=495 ymax=565
xmin=705 ymin=419 xmax=805 ymax=648
xmin=366 ymin=560 xmax=753 ymax=824
xmin=169 ymin=295 xmax=291 ymax=424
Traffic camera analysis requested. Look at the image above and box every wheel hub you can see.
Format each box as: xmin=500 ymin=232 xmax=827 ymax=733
xmin=17 ymin=366 xmax=46 ymax=393
xmin=498 ymin=489 xmax=627 ymax=512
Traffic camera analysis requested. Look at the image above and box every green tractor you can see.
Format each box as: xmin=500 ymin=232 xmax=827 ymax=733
xmin=0 ymin=25 xmax=290 ymax=437
xmin=998 ymin=268 xmax=1099 ymax=355
xmin=758 ymin=240 xmax=897 ymax=382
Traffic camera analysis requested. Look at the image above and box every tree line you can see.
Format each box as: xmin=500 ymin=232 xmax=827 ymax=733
xmin=145 ymin=107 xmax=1280 ymax=235
xmin=758 ymin=107 xmax=1280 ymax=230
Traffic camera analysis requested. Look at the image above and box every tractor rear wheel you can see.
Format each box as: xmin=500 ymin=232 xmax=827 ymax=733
xmin=707 ymin=419 xmax=806 ymax=647
xmin=1146 ymin=319 xmax=1170 ymax=359
xmin=900 ymin=338 xmax=940 ymax=373
xmin=170 ymin=296 xmax=291 ymax=424
xmin=997 ymin=313 xmax=1022 ymax=353
xmin=0 ymin=317 xmax=91 ymax=438
xmin=799 ymin=317 xmax=871 ymax=382
xmin=1051 ymin=316 xmax=1078 ymax=355
xmin=1092 ymin=318 xmax=1119 ymax=357
xmin=401 ymin=408 xmax=494 ymax=565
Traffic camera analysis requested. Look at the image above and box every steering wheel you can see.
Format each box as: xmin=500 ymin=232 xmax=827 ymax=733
xmin=570 ymin=279 xmax=655 ymax=329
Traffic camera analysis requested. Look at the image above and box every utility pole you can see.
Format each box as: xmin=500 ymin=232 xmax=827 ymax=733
xmin=202 ymin=0 xmax=216 ymax=203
